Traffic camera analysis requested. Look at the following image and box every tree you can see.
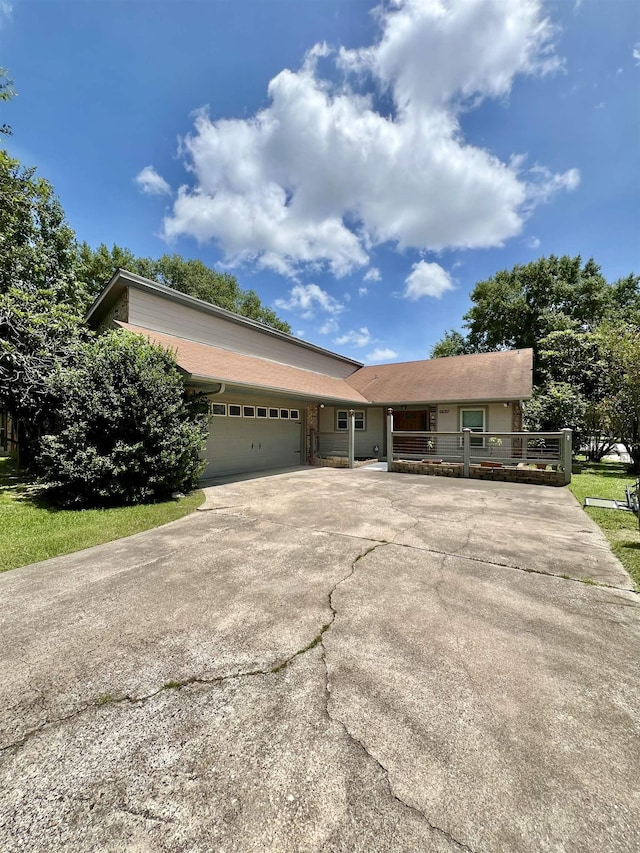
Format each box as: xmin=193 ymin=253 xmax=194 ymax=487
xmin=0 ymin=68 xmax=15 ymax=136
xmin=536 ymin=328 xmax=616 ymax=461
xmin=77 ymin=242 xmax=139 ymax=304
xmin=0 ymin=151 xmax=83 ymax=305
xmin=430 ymin=258 xmax=639 ymax=365
xmin=0 ymin=152 xmax=85 ymax=467
xmin=524 ymin=382 xmax=587 ymax=454
xmin=608 ymin=273 xmax=640 ymax=326
xmin=429 ymin=329 xmax=470 ymax=358
xmin=0 ymin=288 xmax=84 ymax=468
xmin=464 ymin=256 xmax=614 ymax=368
xmin=597 ymin=322 xmax=640 ymax=473
xmin=37 ymin=331 xmax=208 ymax=507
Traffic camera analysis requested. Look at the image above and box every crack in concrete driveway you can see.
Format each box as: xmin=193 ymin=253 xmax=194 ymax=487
xmin=1 ymin=468 xmax=639 ymax=852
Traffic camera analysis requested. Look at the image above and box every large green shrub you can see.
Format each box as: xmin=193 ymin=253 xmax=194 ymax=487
xmin=37 ymin=331 xmax=208 ymax=507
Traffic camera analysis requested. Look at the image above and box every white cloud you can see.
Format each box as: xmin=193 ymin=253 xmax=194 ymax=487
xmin=634 ymin=44 xmax=640 ymax=66
xmin=525 ymin=235 xmax=541 ymax=249
xmin=404 ymin=261 xmax=455 ymax=300
xmin=319 ymin=318 xmax=339 ymax=335
xmin=366 ymin=347 xmax=398 ymax=364
xmin=135 ymin=166 xmax=172 ymax=196
xmin=363 ymin=267 xmax=381 ymax=282
xmin=274 ymin=283 xmax=343 ymax=319
xmin=0 ymin=1 xmax=12 ymax=28
xmin=358 ymin=287 xmax=368 ymax=297
xmin=525 ymin=165 xmax=580 ymax=207
xmin=159 ymin=0 xmax=574 ymax=277
xmin=295 ymin=330 xmax=305 ymax=338
xmin=339 ymin=0 xmax=560 ymax=110
xmin=335 ymin=327 xmax=374 ymax=347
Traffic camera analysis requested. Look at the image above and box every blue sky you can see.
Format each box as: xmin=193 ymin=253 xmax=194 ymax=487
xmin=2 ymin=0 xmax=639 ymax=363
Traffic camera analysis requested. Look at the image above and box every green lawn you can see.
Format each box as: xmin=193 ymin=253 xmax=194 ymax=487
xmin=0 ymin=457 xmax=205 ymax=573
xmin=568 ymin=460 xmax=640 ymax=590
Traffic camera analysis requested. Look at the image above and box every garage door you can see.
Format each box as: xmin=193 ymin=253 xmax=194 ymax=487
xmin=201 ymin=402 xmax=303 ymax=478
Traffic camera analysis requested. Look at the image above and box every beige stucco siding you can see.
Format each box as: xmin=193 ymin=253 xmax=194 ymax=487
xmin=127 ymin=288 xmax=357 ymax=379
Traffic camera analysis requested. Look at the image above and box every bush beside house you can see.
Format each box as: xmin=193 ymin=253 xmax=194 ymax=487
xmin=36 ymin=331 xmax=208 ymax=507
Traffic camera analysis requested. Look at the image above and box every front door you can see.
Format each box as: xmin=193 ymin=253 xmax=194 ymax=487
xmin=394 ymin=410 xmax=429 ymax=431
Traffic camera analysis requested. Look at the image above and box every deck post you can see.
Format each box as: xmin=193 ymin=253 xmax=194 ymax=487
xmin=348 ymin=409 xmax=355 ymax=469
xmin=561 ymin=428 xmax=573 ymax=485
xmin=463 ymin=428 xmax=471 ymax=478
xmin=386 ymin=409 xmax=394 ymax=468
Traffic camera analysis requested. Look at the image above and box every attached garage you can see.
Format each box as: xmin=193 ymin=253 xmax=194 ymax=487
xmin=201 ymin=397 xmax=304 ymax=478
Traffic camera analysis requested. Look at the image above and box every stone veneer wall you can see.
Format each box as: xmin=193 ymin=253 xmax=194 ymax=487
xmin=389 ymin=461 xmax=463 ymax=478
xmin=389 ymin=460 xmax=565 ymax=487
xmin=97 ymin=290 xmax=129 ymax=333
xmin=305 ymin=404 xmax=319 ymax=464
xmin=315 ymin=457 xmax=379 ymax=469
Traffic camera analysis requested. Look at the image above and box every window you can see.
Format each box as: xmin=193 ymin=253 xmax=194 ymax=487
xmin=336 ymin=410 xmax=366 ymax=431
xmin=256 ymin=407 xmax=268 ymax=418
xmin=268 ymin=408 xmax=279 ymax=419
xmin=460 ymin=409 xmax=485 ymax=446
xmin=290 ymin=409 xmax=300 ymax=421
xmin=210 ymin=403 xmax=226 ymax=417
xmin=280 ymin=409 xmax=289 ymax=419
xmin=229 ymin=404 xmax=242 ymax=417
xmin=243 ymin=406 xmax=255 ymax=418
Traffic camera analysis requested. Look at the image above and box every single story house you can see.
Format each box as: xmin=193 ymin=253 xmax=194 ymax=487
xmin=87 ymin=270 xmax=533 ymax=479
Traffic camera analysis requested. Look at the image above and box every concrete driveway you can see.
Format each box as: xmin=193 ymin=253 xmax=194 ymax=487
xmin=1 ymin=468 xmax=638 ymax=852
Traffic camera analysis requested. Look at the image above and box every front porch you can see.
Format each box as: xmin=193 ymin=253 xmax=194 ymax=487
xmin=312 ymin=406 xmax=573 ymax=486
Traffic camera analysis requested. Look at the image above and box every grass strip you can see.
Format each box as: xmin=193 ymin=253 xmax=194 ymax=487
xmin=568 ymin=460 xmax=640 ymax=590
xmin=0 ymin=457 xmax=204 ymax=573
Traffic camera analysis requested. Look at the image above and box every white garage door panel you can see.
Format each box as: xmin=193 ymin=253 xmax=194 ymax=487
xmin=202 ymin=413 xmax=302 ymax=477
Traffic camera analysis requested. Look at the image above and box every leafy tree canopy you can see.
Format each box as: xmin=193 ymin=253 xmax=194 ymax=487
xmin=463 ymin=255 xmax=638 ymax=357
xmin=429 ymin=329 xmax=470 ymax=359
xmin=536 ymin=328 xmax=608 ymax=401
xmin=0 ymin=287 xmax=84 ymax=467
xmin=0 ymin=68 xmax=16 ymax=136
xmin=596 ymin=322 xmax=640 ymax=472
xmin=0 ymin=151 xmax=82 ymax=305
xmin=524 ymin=382 xmax=588 ymax=454
xmin=0 ymin=151 xmax=85 ymax=466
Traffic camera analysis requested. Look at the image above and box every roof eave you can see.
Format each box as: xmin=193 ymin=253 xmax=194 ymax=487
xmin=184 ymin=372 xmax=368 ymax=405
xmin=371 ymin=394 xmax=532 ymax=406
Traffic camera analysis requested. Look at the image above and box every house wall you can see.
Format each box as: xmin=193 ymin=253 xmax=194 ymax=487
xmin=435 ymin=402 xmax=513 ymax=433
xmin=127 ymin=288 xmax=357 ymax=379
xmin=318 ymin=406 xmax=385 ymax=459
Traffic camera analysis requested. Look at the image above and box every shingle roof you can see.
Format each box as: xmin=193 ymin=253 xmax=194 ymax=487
xmin=116 ymin=322 xmax=532 ymax=405
xmin=116 ymin=322 xmax=369 ymax=403
xmin=345 ymin=349 xmax=533 ymax=403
